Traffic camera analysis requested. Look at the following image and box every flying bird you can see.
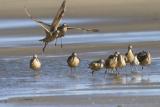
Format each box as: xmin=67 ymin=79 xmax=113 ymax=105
xmin=25 ymin=0 xmax=66 ymax=53
xmin=25 ymin=0 xmax=99 ymax=49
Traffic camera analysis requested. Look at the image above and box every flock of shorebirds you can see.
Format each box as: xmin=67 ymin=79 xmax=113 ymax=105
xmin=29 ymin=0 xmax=152 ymax=76
xmin=89 ymin=45 xmax=152 ymax=76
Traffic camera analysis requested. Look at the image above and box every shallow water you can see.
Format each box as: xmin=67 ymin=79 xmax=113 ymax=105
xmin=0 ymin=54 xmax=159 ymax=101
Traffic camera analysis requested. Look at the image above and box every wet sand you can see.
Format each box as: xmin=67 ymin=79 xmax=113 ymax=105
xmin=0 ymin=95 xmax=160 ymax=107
xmin=0 ymin=41 xmax=159 ymax=57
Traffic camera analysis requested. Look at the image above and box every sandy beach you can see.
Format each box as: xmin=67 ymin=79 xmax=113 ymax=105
xmin=0 ymin=94 xmax=160 ymax=107
xmin=0 ymin=41 xmax=159 ymax=57
xmin=0 ymin=0 xmax=160 ymax=107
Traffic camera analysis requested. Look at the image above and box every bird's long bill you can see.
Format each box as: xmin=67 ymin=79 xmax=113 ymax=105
xmin=67 ymin=27 xmax=99 ymax=32
xmin=50 ymin=0 xmax=66 ymax=31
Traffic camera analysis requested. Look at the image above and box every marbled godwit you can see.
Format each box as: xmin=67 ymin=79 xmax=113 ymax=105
xmin=137 ymin=51 xmax=152 ymax=69
xmin=30 ymin=54 xmax=41 ymax=71
xmin=130 ymin=54 xmax=140 ymax=71
xmin=67 ymin=52 xmax=80 ymax=72
xmin=88 ymin=59 xmax=105 ymax=76
xmin=55 ymin=23 xmax=99 ymax=47
xmin=25 ymin=0 xmax=66 ymax=53
xmin=105 ymin=52 xmax=119 ymax=75
xmin=117 ymin=53 xmax=127 ymax=69
xmin=125 ymin=44 xmax=134 ymax=64
xmin=116 ymin=53 xmax=127 ymax=76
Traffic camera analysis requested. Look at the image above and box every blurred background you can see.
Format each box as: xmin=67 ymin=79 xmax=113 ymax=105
xmin=0 ymin=0 xmax=160 ymax=34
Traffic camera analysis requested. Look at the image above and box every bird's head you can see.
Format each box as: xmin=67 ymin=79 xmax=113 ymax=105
xmin=62 ymin=23 xmax=68 ymax=27
xmin=72 ymin=52 xmax=77 ymax=57
xmin=114 ymin=51 xmax=120 ymax=57
xmin=33 ymin=54 xmax=38 ymax=58
xmin=99 ymin=59 xmax=105 ymax=64
xmin=128 ymin=44 xmax=133 ymax=49
xmin=55 ymin=30 xmax=60 ymax=34
xmin=147 ymin=51 xmax=151 ymax=57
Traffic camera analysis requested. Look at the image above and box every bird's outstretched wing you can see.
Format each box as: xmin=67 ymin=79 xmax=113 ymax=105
xmin=67 ymin=27 xmax=99 ymax=32
xmin=24 ymin=7 xmax=50 ymax=33
xmin=50 ymin=0 xmax=66 ymax=31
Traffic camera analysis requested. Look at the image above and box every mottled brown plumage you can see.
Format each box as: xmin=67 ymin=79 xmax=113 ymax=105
xmin=125 ymin=44 xmax=134 ymax=64
xmin=30 ymin=54 xmax=41 ymax=71
xmin=89 ymin=59 xmax=105 ymax=76
xmin=25 ymin=0 xmax=66 ymax=52
xmin=67 ymin=52 xmax=80 ymax=72
xmin=131 ymin=54 xmax=140 ymax=66
xmin=117 ymin=54 xmax=127 ymax=68
xmin=137 ymin=51 xmax=152 ymax=69
xmin=105 ymin=52 xmax=119 ymax=74
xmin=55 ymin=23 xmax=99 ymax=47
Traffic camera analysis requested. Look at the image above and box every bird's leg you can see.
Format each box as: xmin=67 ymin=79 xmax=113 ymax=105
xmin=105 ymin=69 xmax=108 ymax=74
xmin=122 ymin=68 xmax=125 ymax=73
xmin=128 ymin=64 xmax=132 ymax=72
xmin=70 ymin=67 xmax=73 ymax=75
xmin=116 ymin=68 xmax=119 ymax=75
xmin=61 ymin=38 xmax=63 ymax=48
xmin=34 ymin=71 xmax=41 ymax=80
xmin=116 ymin=68 xmax=118 ymax=72
xmin=74 ymin=67 xmax=77 ymax=75
xmin=142 ymin=66 xmax=144 ymax=70
xmin=42 ymin=42 xmax=48 ymax=54
xmin=113 ymin=68 xmax=115 ymax=74
xmin=92 ymin=71 xmax=94 ymax=76
xmin=55 ymin=39 xmax=57 ymax=46
xmin=124 ymin=67 xmax=128 ymax=82
xmin=135 ymin=65 xmax=138 ymax=72
xmin=104 ymin=69 xmax=108 ymax=78
xmin=130 ymin=64 xmax=133 ymax=71
xmin=112 ymin=69 xmax=114 ymax=74
xmin=116 ymin=68 xmax=119 ymax=74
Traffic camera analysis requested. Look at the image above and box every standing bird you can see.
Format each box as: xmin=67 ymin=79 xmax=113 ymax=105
xmin=88 ymin=59 xmax=105 ymax=76
xmin=30 ymin=54 xmax=41 ymax=71
xmin=117 ymin=53 xmax=127 ymax=69
xmin=25 ymin=0 xmax=66 ymax=53
xmin=131 ymin=54 xmax=140 ymax=71
xmin=137 ymin=51 xmax=152 ymax=69
xmin=116 ymin=53 xmax=127 ymax=75
xmin=55 ymin=23 xmax=99 ymax=47
xmin=125 ymin=44 xmax=134 ymax=64
xmin=105 ymin=52 xmax=119 ymax=75
xmin=67 ymin=52 xmax=80 ymax=72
